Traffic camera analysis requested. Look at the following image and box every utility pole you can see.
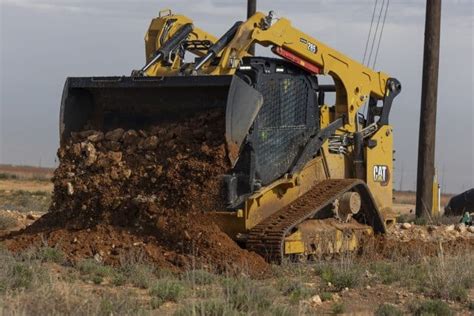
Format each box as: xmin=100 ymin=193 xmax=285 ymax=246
xmin=247 ymin=0 xmax=257 ymax=55
xmin=415 ymin=0 xmax=442 ymax=218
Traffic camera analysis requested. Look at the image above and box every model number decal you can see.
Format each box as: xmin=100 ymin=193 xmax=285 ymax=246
xmin=373 ymin=165 xmax=390 ymax=186
xmin=300 ymin=38 xmax=317 ymax=54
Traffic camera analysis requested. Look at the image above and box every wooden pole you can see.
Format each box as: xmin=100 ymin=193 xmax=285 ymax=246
xmin=416 ymin=0 xmax=442 ymax=218
xmin=247 ymin=0 xmax=256 ymax=55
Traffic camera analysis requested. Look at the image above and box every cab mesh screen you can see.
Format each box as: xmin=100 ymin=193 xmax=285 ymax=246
xmin=253 ymin=77 xmax=312 ymax=185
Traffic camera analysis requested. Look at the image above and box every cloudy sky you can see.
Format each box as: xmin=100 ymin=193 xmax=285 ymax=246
xmin=0 ymin=0 xmax=473 ymax=193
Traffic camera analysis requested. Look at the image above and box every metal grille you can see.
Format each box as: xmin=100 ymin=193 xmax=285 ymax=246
xmin=253 ymin=77 xmax=311 ymax=184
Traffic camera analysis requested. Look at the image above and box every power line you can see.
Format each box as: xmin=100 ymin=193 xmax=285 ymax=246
xmin=367 ymin=0 xmax=386 ymax=67
xmin=372 ymin=0 xmax=390 ymax=68
xmin=362 ymin=0 xmax=379 ymax=65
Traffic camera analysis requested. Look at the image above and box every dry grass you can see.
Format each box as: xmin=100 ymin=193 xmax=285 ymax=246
xmin=0 ymin=243 xmax=471 ymax=315
xmin=0 ymin=189 xmax=51 ymax=213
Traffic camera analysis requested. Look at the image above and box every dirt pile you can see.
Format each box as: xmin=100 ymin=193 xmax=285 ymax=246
xmin=4 ymin=109 xmax=268 ymax=276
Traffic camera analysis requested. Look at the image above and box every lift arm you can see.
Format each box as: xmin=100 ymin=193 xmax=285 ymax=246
xmin=212 ymin=12 xmax=401 ymax=130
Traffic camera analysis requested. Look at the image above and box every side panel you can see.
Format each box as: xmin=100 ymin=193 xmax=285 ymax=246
xmin=213 ymin=156 xmax=328 ymax=239
xmin=365 ymin=125 xmax=393 ymax=217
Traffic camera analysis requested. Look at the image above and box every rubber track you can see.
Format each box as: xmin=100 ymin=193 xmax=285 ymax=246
xmin=246 ymin=179 xmax=367 ymax=263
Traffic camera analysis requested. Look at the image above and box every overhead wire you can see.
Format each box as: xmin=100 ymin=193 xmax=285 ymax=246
xmin=367 ymin=0 xmax=386 ymax=67
xmin=372 ymin=0 xmax=390 ymax=68
xmin=362 ymin=0 xmax=379 ymax=65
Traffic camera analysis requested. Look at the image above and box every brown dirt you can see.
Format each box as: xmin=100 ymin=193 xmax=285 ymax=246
xmin=2 ymin=109 xmax=269 ymax=277
xmin=359 ymin=235 xmax=474 ymax=262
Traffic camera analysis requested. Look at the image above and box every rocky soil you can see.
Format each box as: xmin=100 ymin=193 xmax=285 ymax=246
xmin=3 ymin=109 xmax=268 ymax=276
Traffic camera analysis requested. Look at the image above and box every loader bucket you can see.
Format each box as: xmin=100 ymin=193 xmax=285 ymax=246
xmin=60 ymin=75 xmax=263 ymax=165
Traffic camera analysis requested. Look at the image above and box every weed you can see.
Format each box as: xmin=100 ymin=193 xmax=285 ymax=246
xmin=0 ymin=250 xmax=50 ymax=293
xmin=0 ymin=173 xmax=18 ymax=180
xmin=375 ymin=303 xmax=403 ymax=316
xmin=370 ymin=261 xmax=401 ymax=285
xmin=182 ymin=269 xmax=216 ymax=286
xmin=422 ymin=254 xmax=474 ymax=301
xmin=410 ymin=299 xmax=453 ymax=316
xmin=316 ymin=262 xmax=362 ymax=290
xmin=111 ymin=272 xmax=126 ymax=286
xmin=414 ymin=217 xmax=427 ymax=226
xmin=78 ymin=259 xmax=113 ymax=277
xmin=277 ymin=279 xmax=314 ymax=305
xmin=77 ymin=259 xmax=115 ymax=284
xmin=120 ymin=263 xmax=157 ymax=289
xmin=0 ymin=215 xmax=18 ymax=230
xmin=174 ymin=299 xmax=240 ymax=316
xmin=468 ymin=301 xmax=474 ymax=310
xmin=150 ymin=297 xmax=163 ymax=309
xmin=149 ymin=279 xmax=185 ymax=302
xmin=97 ymin=292 xmax=142 ymax=316
xmin=0 ymin=190 xmax=51 ymax=213
xmin=320 ymin=292 xmax=333 ymax=301
xmin=331 ymin=302 xmax=345 ymax=314
xmin=35 ymin=246 xmax=65 ymax=264
xmin=222 ymin=277 xmax=274 ymax=312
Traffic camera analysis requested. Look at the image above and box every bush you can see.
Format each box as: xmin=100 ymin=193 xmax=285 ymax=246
xmin=375 ymin=304 xmax=403 ymax=316
xmin=174 ymin=299 xmax=240 ymax=316
xmin=111 ymin=273 xmax=126 ymax=286
xmin=316 ymin=263 xmax=362 ymax=290
xmin=149 ymin=279 xmax=185 ymax=302
xmin=320 ymin=292 xmax=333 ymax=302
xmin=0 ymin=215 xmax=18 ymax=230
xmin=182 ymin=269 xmax=216 ymax=286
xmin=78 ymin=259 xmax=113 ymax=277
xmin=0 ymin=173 xmax=18 ymax=180
xmin=411 ymin=299 xmax=453 ymax=316
xmin=35 ymin=246 xmax=65 ymax=264
xmin=331 ymin=302 xmax=345 ymax=314
xmin=0 ymin=251 xmax=50 ymax=293
xmin=370 ymin=261 xmax=403 ymax=285
xmin=277 ymin=278 xmax=314 ymax=304
xmin=222 ymin=277 xmax=274 ymax=312
xmin=120 ymin=263 xmax=157 ymax=289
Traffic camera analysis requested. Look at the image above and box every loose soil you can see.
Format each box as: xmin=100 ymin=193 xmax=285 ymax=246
xmin=3 ymin=109 xmax=268 ymax=276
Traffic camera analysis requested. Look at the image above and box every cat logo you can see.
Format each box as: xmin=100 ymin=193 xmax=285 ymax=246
xmin=373 ymin=165 xmax=390 ymax=186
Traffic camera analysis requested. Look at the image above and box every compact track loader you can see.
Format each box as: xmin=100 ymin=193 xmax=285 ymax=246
xmin=61 ymin=10 xmax=401 ymax=262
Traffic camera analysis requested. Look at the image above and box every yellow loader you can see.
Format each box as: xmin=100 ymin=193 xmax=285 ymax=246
xmin=60 ymin=10 xmax=401 ymax=262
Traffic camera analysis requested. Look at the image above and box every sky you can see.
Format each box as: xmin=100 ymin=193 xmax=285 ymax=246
xmin=0 ymin=0 xmax=473 ymax=193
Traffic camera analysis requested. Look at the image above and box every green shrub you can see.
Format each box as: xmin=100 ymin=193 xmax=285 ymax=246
xmin=150 ymin=297 xmax=163 ymax=309
xmin=411 ymin=299 xmax=453 ymax=316
xmin=149 ymin=279 xmax=185 ymax=302
xmin=468 ymin=301 xmax=474 ymax=310
xmin=10 ymin=264 xmax=34 ymax=289
xmin=0 ymin=173 xmax=18 ymax=180
xmin=331 ymin=302 xmax=345 ymax=314
xmin=0 ymin=215 xmax=18 ymax=230
xmin=447 ymin=284 xmax=468 ymax=302
xmin=120 ymin=263 xmax=157 ymax=289
xmin=222 ymin=277 xmax=273 ymax=312
xmin=97 ymin=292 xmax=142 ymax=316
xmin=182 ymin=269 xmax=216 ymax=286
xmin=317 ymin=263 xmax=362 ymax=290
xmin=35 ymin=246 xmax=65 ymax=264
xmin=77 ymin=259 xmax=113 ymax=277
xmin=0 ymin=252 xmax=49 ymax=293
xmin=174 ymin=299 xmax=240 ymax=316
xmin=277 ymin=278 xmax=314 ymax=304
xmin=320 ymin=292 xmax=333 ymax=302
xmin=375 ymin=304 xmax=403 ymax=316
xmin=370 ymin=262 xmax=400 ymax=285
xmin=111 ymin=273 xmax=126 ymax=286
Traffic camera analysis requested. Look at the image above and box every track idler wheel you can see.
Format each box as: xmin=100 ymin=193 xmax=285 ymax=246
xmin=333 ymin=192 xmax=361 ymax=222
